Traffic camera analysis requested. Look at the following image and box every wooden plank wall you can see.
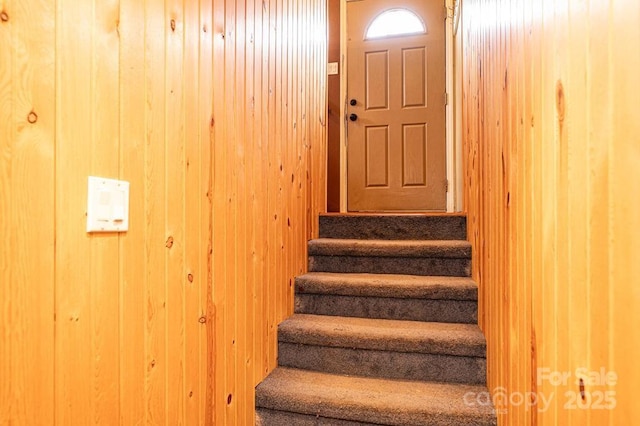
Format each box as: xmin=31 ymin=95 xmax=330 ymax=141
xmin=211 ymin=0 xmax=327 ymax=423
xmin=460 ymin=0 xmax=639 ymax=424
xmin=0 ymin=0 xmax=327 ymax=424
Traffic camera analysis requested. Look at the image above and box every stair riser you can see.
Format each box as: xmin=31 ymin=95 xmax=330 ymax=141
xmin=278 ymin=343 xmax=486 ymax=384
xmin=309 ymin=256 xmax=471 ymax=277
xmin=319 ymin=216 xmax=467 ymax=240
xmin=256 ymin=407 xmax=496 ymax=426
xmin=294 ymin=294 xmax=477 ymax=324
xmin=256 ymin=409 xmax=373 ymax=426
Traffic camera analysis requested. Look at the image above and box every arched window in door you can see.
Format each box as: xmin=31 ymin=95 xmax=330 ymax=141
xmin=365 ymin=8 xmax=426 ymax=40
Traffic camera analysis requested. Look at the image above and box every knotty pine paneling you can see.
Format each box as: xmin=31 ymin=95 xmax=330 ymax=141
xmin=0 ymin=0 xmax=56 ymax=423
xmin=0 ymin=0 xmax=327 ymax=424
xmin=461 ymin=0 xmax=639 ymax=424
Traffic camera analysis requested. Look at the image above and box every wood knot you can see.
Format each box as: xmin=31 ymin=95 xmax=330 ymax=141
xmin=166 ymin=236 xmax=174 ymax=248
xmin=227 ymin=394 xmax=233 ymax=405
xmin=170 ymin=19 xmax=176 ymax=31
xmin=0 ymin=11 xmax=8 ymax=22
xmin=187 ymin=273 xmax=194 ymax=283
xmin=556 ymin=80 xmax=565 ymax=122
xmin=198 ymin=316 xmax=207 ymax=324
xmin=27 ymin=111 xmax=38 ymax=124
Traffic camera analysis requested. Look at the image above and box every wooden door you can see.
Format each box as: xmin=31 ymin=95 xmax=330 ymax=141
xmin=347 ymin=0 xmax=446 ymax=211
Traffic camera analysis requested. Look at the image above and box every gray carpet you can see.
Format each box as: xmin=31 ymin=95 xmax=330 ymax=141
xmin=255 ymin=214 xmax=496 ymax=425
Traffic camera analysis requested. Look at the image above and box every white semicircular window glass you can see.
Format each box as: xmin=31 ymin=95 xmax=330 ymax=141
xmin=365 ymin=9 xmax=426 ymax=40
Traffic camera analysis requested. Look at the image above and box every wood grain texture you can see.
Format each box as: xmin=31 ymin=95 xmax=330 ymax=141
xmin=0 ymin=0 xmax=326 ymax=424
xmin=119 ymin=0 xmax=147 ymax=422
xmin=198 ymin=2 xmax=215 ymax=423
xmin=461 ymin=0 xmax=640 ymax=424
xmin=0 ymin=0 xmax=56 ymax=424
xmin=90 ymin=0 xmax=121 ymax=423
xmin=54 ymin=0 xmax=97 ymax=422
xmin=208 ymin=1 xmax=326 ymax=423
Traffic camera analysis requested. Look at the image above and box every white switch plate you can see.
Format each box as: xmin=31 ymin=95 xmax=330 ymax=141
xmin=86 ymin=176 xmax=130 ymax=233
xmin=328 ymin=62 xmax=339 ymax=75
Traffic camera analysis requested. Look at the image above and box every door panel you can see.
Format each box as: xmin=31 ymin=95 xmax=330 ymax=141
xmin=402 ymin=124 xmax=427 ymax=186
xmin=347 ymin=0 xmax=446 ymax=211
xmin=402 ymin=47 xmax=427 ymax=108
xmin=365 ymin=126 xmax=390 ymax=186
xmin=365 ymin=51 xmax=390 ymax=110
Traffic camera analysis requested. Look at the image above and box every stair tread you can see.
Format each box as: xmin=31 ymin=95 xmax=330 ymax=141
xmin=279 ymin=314 xmax=485 ymax=357
xmin=296 ymin=272 xmax=477 ymax=300
xmin=256 ymin=367 xmax=496 ymax=426
xmin=320 ymin=213 xmax=465 ymax=217
xmin=308 ymin=238 xmax=471 ymax=258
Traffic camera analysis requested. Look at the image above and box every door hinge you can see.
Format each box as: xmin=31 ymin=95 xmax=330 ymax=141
xmin=445 ymin=179 xmax=449 ymax=193
xmin=444 ymin=92 xmax=449 ymax=106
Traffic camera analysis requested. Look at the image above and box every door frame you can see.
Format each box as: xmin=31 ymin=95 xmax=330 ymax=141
xmin=338 ymin=0 xmax=461 ymax=212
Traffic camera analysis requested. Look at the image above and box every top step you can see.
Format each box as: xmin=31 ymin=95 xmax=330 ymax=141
xmin=319 ymin=214 xmax=467 ymax=240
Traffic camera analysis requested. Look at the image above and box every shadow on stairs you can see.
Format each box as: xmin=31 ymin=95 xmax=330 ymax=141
xmin=255 ymin=214 xmax=497 ymax=426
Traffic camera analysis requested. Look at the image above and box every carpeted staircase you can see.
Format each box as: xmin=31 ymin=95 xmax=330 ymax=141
xmin=255 ymin=214 xmax=496 ymax=425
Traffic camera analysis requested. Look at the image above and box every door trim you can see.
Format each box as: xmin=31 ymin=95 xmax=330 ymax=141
xmin=339 ymin=0 xmax=460 ymax=212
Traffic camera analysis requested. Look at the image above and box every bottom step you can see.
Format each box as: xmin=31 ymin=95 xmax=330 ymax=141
xmin=255 ymin=368 xmax=496 ymax=426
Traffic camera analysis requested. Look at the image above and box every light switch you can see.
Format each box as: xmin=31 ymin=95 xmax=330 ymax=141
xmin=328 ymin=62 xmax=339 ymax=75
xmin=113 ymin=205 xmax=125 ymax=222
xmin=87 ymin=176 xmax=130 ymax=233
